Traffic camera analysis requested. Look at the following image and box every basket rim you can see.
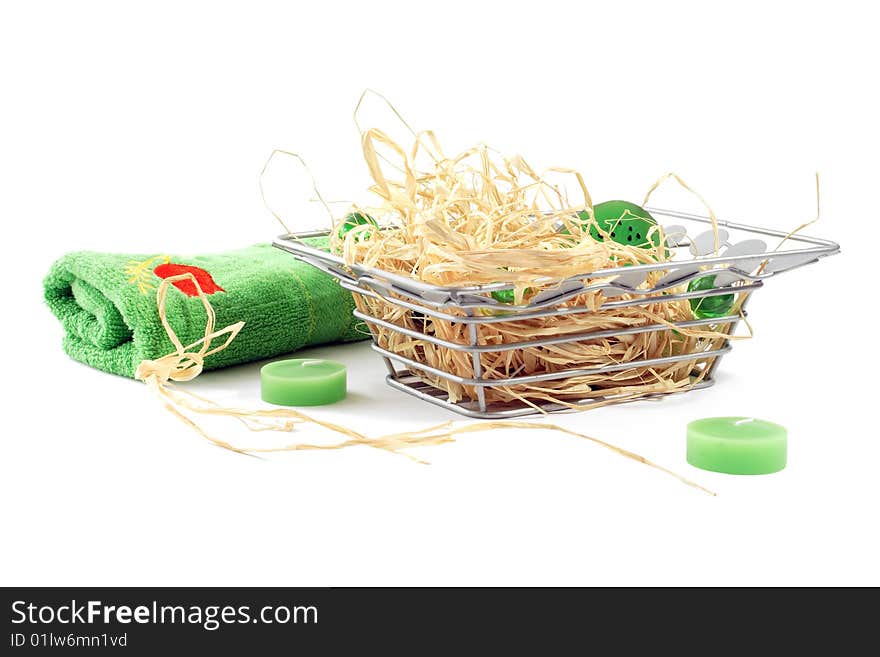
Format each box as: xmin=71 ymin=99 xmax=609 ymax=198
xmin=273 ymin=207 xmax=840 ymax=302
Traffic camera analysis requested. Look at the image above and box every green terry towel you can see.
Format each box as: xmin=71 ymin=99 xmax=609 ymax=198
xmin=44 ymin=241 xmax=366 ymax=378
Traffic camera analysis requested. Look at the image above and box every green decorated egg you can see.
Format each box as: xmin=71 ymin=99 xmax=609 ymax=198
xmin=577 ymin=200 xmax=660 ymax=249
xmin=337 ymin=212 xmax=378 ymax=241
xmin=490 ymin=288 xmax=517 ymax=304
xmin=688 ymin=275 xmax=735 ymax=319
xmin=489 ymin=267 xmax=532 ymax=304
xmin=491 ymin=287 xmax=538 ymax=304
xmin=490 ymin=283 xmax=533 ymax=304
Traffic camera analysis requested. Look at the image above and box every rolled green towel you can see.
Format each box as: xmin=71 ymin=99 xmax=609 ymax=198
xmin=44 ymin=241 xmax=366 ymax=378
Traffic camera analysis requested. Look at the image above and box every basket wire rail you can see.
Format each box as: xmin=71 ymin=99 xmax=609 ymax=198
xmin=274 ymin=208 xmax=839 ymax=419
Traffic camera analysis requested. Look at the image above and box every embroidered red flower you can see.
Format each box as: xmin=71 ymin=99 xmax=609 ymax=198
xmin=153 ymin=263 xmax=225 ymax=297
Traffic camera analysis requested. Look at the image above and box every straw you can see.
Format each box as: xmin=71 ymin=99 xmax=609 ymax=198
xmin=332 ymin=121 xmax=736 ymax=407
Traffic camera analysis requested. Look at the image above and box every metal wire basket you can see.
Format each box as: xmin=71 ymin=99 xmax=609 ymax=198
xmin=274 ymin=207 xmax=839 ymax=418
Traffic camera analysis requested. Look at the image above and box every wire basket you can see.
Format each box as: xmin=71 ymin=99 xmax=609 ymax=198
xmin=274 ymin=207 xmax=839 ymax=418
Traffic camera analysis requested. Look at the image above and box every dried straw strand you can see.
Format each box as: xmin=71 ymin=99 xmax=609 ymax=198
xmin=134 ymin=274 xmax=715 ymax=495
xmin=333 ymin=123 xmax=737 ymax=408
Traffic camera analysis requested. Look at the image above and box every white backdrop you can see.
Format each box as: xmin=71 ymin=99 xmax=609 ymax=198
xmin=1 ymin=0 xmax=877 ymax=586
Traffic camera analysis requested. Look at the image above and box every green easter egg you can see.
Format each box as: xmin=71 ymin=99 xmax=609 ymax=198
xmin=688 ymin=275 xmax=735 ymax=319
xmin=491 ymin=286 xmax=535 ymax=304
xmin=491 ymin=288 xmax=516 ymax=304
xmin=578 ymin=200 xmax=659 ymax=249
xmin=489 ymin=267 xmax=532 ymax=304
xmin=337 ymin=212 xmax=378 ymax=241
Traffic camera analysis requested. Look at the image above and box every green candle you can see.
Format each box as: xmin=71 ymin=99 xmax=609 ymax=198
xmin=261 ymin=358 xmax=347 ymax=406
xmin=687 ymin=417 xmax=787 ymax=475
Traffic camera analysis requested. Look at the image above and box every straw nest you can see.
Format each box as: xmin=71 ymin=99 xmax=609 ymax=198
xmin=330 ymin=129 xmax=737 ymax=409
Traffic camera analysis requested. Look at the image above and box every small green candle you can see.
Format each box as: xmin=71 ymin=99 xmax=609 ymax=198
xmin=687 ymin=417 xmax=787 ymax=475
xmin=261 ymin=358 xmax=347 ymax=406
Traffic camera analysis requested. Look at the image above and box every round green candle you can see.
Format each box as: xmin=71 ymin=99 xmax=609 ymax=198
xmin=261 ymin=358 xmax=347 ymax=406
xmin=687 ymin=417 xmax=787 ymax=475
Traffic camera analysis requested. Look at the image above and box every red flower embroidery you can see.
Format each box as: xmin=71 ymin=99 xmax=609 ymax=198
xmin=153 ymin=263 xmax=225 ymax=297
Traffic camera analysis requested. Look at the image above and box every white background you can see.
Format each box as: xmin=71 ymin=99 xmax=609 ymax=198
xmin=1 ymin=1 xmax=877 ymax=586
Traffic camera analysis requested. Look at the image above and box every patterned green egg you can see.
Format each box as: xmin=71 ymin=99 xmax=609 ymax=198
xmin=490 ymin=288 xmax=517 ymax=304
xmin=688 ymin=275 xmax=735 ymax=319
xmin=337 ymin=212 xmax=378 ymax=241
xmin=577 ymin=200 xmax=659 ymax=249
xmin=489 ymin=267 xmax=532 ymax=304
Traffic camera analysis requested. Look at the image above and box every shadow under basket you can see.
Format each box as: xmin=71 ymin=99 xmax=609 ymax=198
xmin=274 ymin=208 xmax=839 ymax=419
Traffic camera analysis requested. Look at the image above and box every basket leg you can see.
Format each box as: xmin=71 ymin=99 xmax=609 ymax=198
xmin=363 ymin=317 xmax=399 ymax=378
xmin=704 ymin=292 xmax=753 ymax=379
xmin=466 ymin=313 xmax=487 ymax=413
xmin=381 ymin=355 xmax=398 ymax=378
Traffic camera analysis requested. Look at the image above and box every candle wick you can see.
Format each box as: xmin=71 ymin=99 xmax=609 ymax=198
xmin=301 ymin=359 xmax=324 ymax=367
xmin=734 ymin=417 xmax=756 ymax=425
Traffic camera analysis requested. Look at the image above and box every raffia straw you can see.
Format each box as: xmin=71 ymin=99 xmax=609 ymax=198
xmin=134 ymin=273 xmax=715 ymax=495
xmin=732 ymin=172 xmax=822 ymax=318
xmin=335 ymin=96 xmax=830 ymax=413
xmin=331 ymin=118 xmax=742 ymax=407
xmin=642 ymin=171 xmax=721 ymax=253
xmin=259 ymin=149 xmax=335 ymax=236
